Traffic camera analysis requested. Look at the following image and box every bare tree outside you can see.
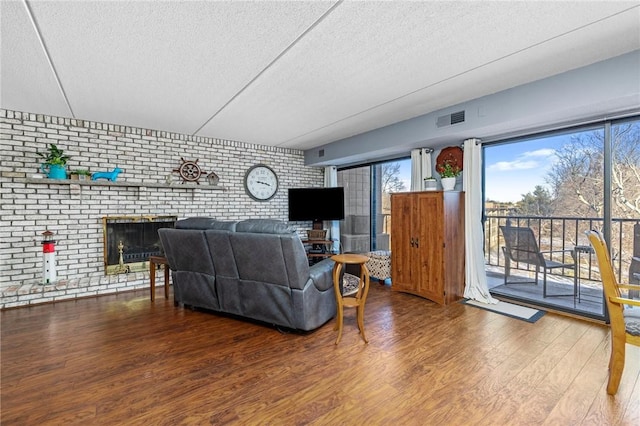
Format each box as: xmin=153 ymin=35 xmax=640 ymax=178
xmin=381 ymin=162 xmax=406 ymax=194
xmin=546 ymin=122 xmax=640 ymax=219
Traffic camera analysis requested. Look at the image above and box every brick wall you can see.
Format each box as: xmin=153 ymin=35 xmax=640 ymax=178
xmin=0 ymin=109 xmax=323 ymax=308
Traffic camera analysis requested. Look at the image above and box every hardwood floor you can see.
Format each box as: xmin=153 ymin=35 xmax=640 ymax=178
xmin=2 ymin=284 xmax=639 ymax=425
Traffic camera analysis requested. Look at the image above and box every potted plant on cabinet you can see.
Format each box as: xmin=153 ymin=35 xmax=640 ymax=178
xmin=37 ymin=144 xmax=70 ymax=179
xmin=437 ymin=162 xmax=461 ymax=191
xmin=435 ymin=146 xmax=463 ymax=191
xmin=423 ymin=177 xmax=437 ymax=191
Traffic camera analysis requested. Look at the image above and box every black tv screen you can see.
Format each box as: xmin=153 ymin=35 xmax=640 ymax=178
xmin=288 ymin=187 xmax=345 ymax=222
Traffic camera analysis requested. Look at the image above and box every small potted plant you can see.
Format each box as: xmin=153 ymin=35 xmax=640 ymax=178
xmin=435 ymin=146 xmax=463 ymax=191
xmin=423 ymin=177 xmax=437 ymax=191
xmin=437 ymin=162 xmax=461 ymax=191
xmin=69 ymin=169 xmax=91 ymax=181
xmin=37 ymin=144 xmax=70 ymax=179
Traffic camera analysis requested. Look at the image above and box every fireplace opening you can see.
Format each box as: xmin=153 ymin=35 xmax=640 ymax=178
xmin=103 ymin=216 xmax=177 ymax=275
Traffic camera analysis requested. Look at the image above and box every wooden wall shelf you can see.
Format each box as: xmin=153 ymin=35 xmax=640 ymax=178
xmin=23 ymin=177 xmax=226 ymax=191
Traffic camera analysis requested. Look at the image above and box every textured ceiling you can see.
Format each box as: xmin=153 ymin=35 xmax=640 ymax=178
xmin=2 ymin=1 xmax=639 ymax=151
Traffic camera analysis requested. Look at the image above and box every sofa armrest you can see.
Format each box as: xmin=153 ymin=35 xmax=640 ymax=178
xmin=308 ymin=258 xmax=335 ymax=292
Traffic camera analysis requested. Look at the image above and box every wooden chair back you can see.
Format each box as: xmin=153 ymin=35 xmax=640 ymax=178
xmin=587 ymin=230 xmax=624 ymax=324
xmin=587 ymin=229 xmax=640 ymax=395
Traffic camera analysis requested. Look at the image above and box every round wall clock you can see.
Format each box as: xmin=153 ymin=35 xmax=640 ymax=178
xmin=244 ymin=164 xmax=278 ymax=201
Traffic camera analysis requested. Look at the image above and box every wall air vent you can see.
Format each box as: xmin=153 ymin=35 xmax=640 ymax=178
xmin=450 ymin=110 xmax=465 ymax=125
xmin=436 ymin=110 xmax=466 ymax=128
xmin=319 ymin=149 xmax=325 ymax=158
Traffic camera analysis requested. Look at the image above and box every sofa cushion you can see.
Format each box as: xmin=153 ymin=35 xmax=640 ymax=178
xmin=158 ymin=229 xmax=215 ymax=275
xmin=209 ymin=221 xmax=238 ymax=231
xmin=205 ymin=231 xmax=239 ymax=279
xmin=236 ymin=219 xmax=295 ymax=234
xmin=175 ymin=217 xmax=237 ymax=231
xmin=175 ymin=217 xmax=217 ymax=229
xmin=230 ymin=232 xmax=293 ymax=286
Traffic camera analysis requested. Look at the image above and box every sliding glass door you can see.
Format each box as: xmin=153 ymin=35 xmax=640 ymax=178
xmin=338 ymin=166 xmax=372 ymax=253
xmin=337 ymin=158 xmax=410 ymax=254
xmin=483 ymin=116 xmax=640 ymax=320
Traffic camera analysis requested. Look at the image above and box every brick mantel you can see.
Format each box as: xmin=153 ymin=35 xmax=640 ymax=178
xmin=0 ymin=109 xmax=323 ymax=308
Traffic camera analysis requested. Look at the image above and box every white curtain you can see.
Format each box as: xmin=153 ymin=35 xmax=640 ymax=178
xmin=410 ymin=148 xmax=433 ymax=191
xmin=463 ymin=139 xmax=498 ymax=304
xmin=324 ymin=166 xmax=340 ymax=253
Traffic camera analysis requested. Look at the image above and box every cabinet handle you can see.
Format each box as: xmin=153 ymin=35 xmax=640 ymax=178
xmin=415 ymin=238 xmax=419 ymax=248
xmin=410 ymin=238 xmax=415 ymax=247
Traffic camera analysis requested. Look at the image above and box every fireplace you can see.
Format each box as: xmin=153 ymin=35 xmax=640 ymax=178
xmin=103 ymin=216 xmax=177 ymax=275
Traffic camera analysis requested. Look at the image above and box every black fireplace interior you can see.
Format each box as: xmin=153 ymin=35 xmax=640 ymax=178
xmin=104 ymin=217 xmax=176 ymax=272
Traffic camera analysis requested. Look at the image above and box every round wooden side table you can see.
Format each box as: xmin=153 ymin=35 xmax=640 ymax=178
xmin=331 ymin=253 xmax=371 ymax=344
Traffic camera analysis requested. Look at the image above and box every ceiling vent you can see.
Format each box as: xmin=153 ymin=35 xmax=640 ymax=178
xmin=436 ymin=110 xmax=466 ymax=128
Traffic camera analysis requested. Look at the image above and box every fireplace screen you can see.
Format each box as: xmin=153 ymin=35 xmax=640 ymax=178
xmin=103 ymin=216 xmax=177 ymax=275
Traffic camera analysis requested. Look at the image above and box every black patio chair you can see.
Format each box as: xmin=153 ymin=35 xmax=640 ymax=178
xmin=500 ymin=225 xmax=577 ymax=297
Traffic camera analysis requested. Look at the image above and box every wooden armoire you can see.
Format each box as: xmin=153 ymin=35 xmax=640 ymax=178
xmin=390 ymin=191 xmax=465 ymax=305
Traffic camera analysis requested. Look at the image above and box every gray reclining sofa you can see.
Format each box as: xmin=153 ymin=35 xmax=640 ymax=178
xmin=158 ymin=218 xmax=337 ymax=331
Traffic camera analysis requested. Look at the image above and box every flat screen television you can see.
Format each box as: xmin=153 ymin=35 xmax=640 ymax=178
xmin=288 ymin=187 xmax=345 ymax=227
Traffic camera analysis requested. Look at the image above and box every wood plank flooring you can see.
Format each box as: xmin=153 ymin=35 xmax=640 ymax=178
xmin=2 ymin=284 xmax=639 ymax=425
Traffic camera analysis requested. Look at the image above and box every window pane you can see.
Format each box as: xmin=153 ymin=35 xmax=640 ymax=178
xmin=337 ymin=158 xmax=410 ymax=253
xmin=484 ymin=127 xmax=606 ymax=319
xmin=611 ymin=119 xmax=640 ymax=288
xmin=338 ymin=166 xmax=371 ymax=253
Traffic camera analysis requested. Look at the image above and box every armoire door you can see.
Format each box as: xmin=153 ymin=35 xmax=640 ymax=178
xmin=391 ymin=193 xmax=416 ymax=293
xmin=416 ymin=193 xmax=445 ymax=304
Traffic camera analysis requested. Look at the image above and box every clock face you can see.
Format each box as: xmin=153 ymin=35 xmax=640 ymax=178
xmin=244 ymin=164 xmax=278 ymax=201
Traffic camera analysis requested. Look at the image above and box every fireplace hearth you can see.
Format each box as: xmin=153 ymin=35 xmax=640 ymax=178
xmin=103 ymin=216 xmax=176 ymax=275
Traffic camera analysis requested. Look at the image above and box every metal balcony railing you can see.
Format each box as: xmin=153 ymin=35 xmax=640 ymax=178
xmin=484 ymin=214 xmax=640 ymax=284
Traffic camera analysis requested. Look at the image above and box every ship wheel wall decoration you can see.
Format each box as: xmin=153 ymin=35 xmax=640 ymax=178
xmin=173 ymin=158 xmax=206 ymax=184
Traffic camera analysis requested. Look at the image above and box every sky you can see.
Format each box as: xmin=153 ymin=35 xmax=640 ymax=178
xmin=395 ymin=135 xmax=570 ymax=203
xmin=484 ymin=138 xmax=561 ymax=202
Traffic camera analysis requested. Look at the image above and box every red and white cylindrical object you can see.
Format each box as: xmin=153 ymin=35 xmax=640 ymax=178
xmin=41 ymin=230 xmax=57 ymax=284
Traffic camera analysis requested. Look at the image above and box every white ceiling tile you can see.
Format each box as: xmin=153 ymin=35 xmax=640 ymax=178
xmin=0 ymin=1 xmax=71 ymax=116
xmin=1 ymin=0 xmax=638 ymax=151
xmin=17 ymin=0 xmax=335 ymax=133
xmin=197 ymin=1 xmax=640 ymax=146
